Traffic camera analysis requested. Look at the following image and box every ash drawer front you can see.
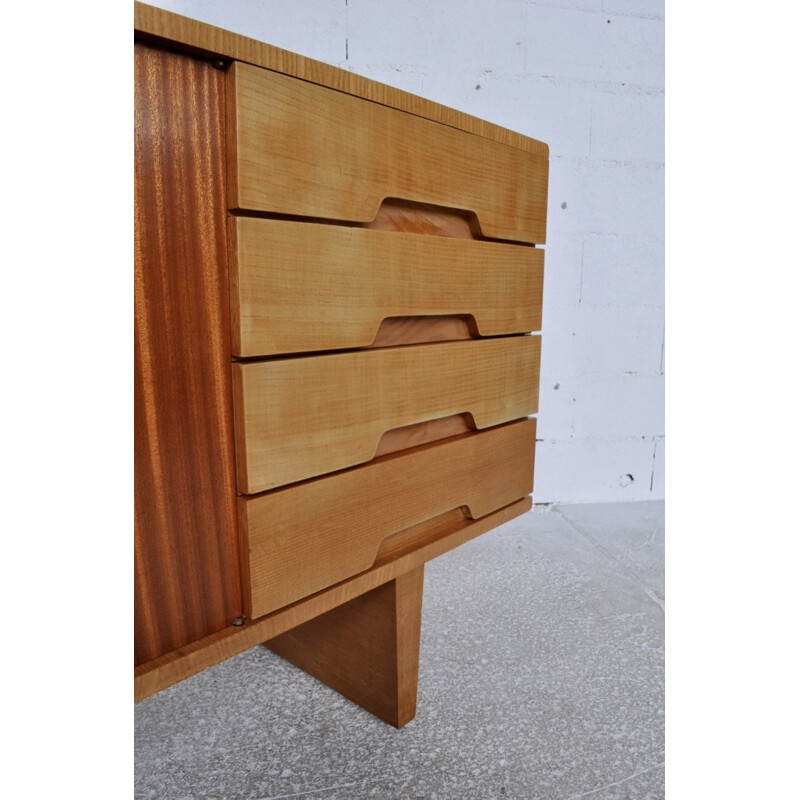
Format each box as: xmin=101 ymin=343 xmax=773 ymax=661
xmin=230 ymin=217 xmax=544 ymax=357
xmin=232 ymin=336 xmax=540 ymax=494
xmin=227 ymin=62 xmax=548 ymax=244
xmin=241 ymin=418 xmax=536 ymax=618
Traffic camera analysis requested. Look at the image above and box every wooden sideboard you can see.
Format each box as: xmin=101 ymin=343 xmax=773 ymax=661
xmin=134 ymin=1 xmax=548 ymax=727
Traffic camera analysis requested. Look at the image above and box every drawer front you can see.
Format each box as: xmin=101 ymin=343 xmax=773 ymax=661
xmin=232 ymin=336 xmax=540 ymax=494
xmin=241 ymin=418 xmax=536 ymax=618
xmin=230 ymin=217 xmax=544 ymax=357
xmin=228 ymin=63 xmax=548 ymax=244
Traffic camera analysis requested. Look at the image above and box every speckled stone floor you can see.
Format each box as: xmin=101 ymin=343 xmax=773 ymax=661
xmin=134 ymin=501 xmax=665 ymax=800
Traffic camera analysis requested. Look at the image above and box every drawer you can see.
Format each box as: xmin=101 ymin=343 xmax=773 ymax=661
xmin=232 ymin=335 xmax=540 ymax=494
xmin=240 ymin=418 xmax=536 ymax=618
xmin=230 ymin=216 xmax=543 ymax=357
xmin=227 ymin=62 xmax=548 ymax=243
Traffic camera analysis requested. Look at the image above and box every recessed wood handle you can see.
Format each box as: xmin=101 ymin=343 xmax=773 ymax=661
xmin=232 ymin=336 xmax=540 ymax=494
xmin=240 ymin=418 xmax=536 ymax=618
xmin=227 ymin=62 xmax=548 ymax=243
xmin=230 ymin=216 xmax=543 ymax=357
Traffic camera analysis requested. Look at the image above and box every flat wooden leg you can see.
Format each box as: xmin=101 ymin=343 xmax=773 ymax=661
xmin=265 ymin=566 xmax=425 ymax=728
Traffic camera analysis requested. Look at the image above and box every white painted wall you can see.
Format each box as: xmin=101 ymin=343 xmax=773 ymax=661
xmin=144 ymin=0 xmax=665 ymax=504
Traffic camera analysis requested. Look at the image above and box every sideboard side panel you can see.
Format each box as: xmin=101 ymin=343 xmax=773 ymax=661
xmin=134 ymin=42 xmax=241 ymax=665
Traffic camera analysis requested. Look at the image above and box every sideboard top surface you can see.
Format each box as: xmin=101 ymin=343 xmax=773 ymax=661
xmin=133 ymin=1 xmax=549 ymax=159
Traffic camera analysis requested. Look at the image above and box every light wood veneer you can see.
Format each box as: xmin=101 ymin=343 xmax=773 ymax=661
xmin=232 ymin=337 xmax=540 ymax=493
xmin=230 ymin=216 xmax=543 ymax=357
xmin=241 ymin=419 xmax=536 ymax=618
xmin=134 ymin=2 xmax=547 ymax=722
xmin=228 ymin=63 xmax=548 ymax=243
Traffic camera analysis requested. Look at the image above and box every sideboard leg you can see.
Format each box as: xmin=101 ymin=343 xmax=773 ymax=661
xmin=265 ymin=566 xmax=425 ymax=728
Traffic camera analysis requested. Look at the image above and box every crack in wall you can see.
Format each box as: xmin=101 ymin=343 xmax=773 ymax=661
xmin=649 ymin=439 xmax=658 ymax=492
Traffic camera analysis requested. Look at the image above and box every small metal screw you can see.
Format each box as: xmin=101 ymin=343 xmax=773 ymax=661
xmin=211 ymin=59 xmax=228 ymax=70
xmin=561 ymin=202 xmax=567 ymax=209
xmin=233 ymin=616 xmax=246 ymax=627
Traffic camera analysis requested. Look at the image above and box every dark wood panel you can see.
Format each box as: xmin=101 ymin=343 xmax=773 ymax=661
xmin=135 ymin=43 xmax=241 ymax=665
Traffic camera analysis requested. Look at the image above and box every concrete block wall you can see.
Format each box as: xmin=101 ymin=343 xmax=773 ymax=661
xmin=144 ymin=0 xmax=665 ymax=504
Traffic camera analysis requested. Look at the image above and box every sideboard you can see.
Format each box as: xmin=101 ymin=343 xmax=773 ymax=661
xmin=134 ymin=1 xmax=548 ymax=727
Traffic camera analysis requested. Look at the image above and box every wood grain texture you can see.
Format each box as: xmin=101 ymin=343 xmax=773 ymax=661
xmin=228 ymin=63 xmax=548 ymax=243
xmin=365 ymin=198 xmax=478 ymax=239
xmin=135 ymin=497 xmax=532 ymax=701
xmin=134 ymin=2 xmax=548 ymax=158
xmin=230 ymin=216 xmax=543 ymax=357
xmin=233 ymin=336 xmax=540 ymax=493
xmin=134 ymin=43 xmax=241 ymax=665
xmin=267 ymin=567 xmax=424 ymax=728
xmin=373 ymin=414 xmax=472 ymax=458
xmin=369 ymin=316 xmax=474 ymax=348
xmin=241 ymin=419 xmax=536 ymax=618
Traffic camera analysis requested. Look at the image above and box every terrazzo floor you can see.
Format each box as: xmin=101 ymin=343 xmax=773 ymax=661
xmin=134 ymin=501 xmax=665 ymax=799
